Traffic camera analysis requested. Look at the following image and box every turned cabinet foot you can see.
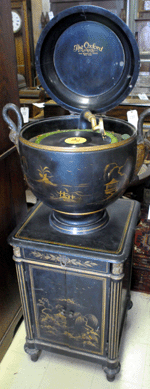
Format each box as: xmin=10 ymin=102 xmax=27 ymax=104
xmin=103 ymin=363 xmax=121 ymax=381
xmin=24 ymin=343 xmax=41 ymax=361
xmin=127 ymin=298 xmax=133 ymax=310
xmin=107 ymin=374 xmax=115 ymax=382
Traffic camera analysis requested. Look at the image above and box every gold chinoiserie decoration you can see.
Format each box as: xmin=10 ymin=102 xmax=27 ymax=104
xmin=134 ymin=142 xmax=145 ymax=175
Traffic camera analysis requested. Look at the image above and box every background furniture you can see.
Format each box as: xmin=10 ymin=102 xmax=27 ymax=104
xmin=0 ymin=0 xmax=27 ymax=362
xmin=11 ymin=0 xmax=35 ymax=86
xmin=132 ymin=204 xmax=150 ymax=294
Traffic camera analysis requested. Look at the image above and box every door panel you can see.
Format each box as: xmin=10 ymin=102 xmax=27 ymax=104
xmin=29 ymin=264 xmax=107 ymax=356
xmin=66 ymin=270 xmax=107 ymax=355
xmin=29 ymin=265 xmax=67 ymax=346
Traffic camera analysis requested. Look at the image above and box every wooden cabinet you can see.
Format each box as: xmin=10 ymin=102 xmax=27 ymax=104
xmin=9 ymin=198 xmax=140 ymax=381
xmin=0 ymin=0 xmax=27 ymax=361
xmin=132 ymin=205 xmax=150 ymax=294
xmin=11 ymin=0 xmax=35 ymax=86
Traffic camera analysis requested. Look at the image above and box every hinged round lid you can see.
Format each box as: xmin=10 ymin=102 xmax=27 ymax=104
xmin=35 ymin=6 xmax=140 ymax=114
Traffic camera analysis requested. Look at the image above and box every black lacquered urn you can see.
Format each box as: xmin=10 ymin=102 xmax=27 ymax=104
xmin=4 ymin=6 xmax=150 ymax=382
xmin=3 ymin=6 xmax=150 ymax=234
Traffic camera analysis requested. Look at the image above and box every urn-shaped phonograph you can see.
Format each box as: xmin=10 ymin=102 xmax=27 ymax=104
xmin=3 ymin=6 xmax=150 ymax=234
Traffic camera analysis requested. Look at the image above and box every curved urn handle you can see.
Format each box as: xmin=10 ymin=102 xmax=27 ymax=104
xmin=2 ymin=103 xmax=22 ymax=151
xmin=134 ymin=108 xmax=150 ymax=176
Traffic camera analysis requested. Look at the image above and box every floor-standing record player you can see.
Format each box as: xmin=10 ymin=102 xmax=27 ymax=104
xmin=3 ymin=6 xmax=150 ymax=381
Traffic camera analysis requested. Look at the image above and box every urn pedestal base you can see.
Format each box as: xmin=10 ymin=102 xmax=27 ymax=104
xmin=9 ymin=198 xmax=140 ymax=381
xmin=49 ymin=208 xmax=109 ymax=235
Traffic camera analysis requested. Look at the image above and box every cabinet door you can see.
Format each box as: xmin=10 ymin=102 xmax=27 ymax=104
xmin=29 ymin=265 xmax=67 ymax=346
xmin=65 ymin=270 xmax=107 ymax=356
xmin=29 ymin=264 xmax=108 ymax=356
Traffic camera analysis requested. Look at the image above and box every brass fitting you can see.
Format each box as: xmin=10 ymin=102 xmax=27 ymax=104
xmin=84 ymin=111 xmax=106 ymax=136
xmin=84 ymin=111 xmax=97 ymax=130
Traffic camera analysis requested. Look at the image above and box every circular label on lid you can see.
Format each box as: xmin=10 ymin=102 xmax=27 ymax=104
xmin=35 ymin=5 xmax=140 ymax=113
xmin=65 ymin=137 xmax=87 ymax=144
xmin=54 ymin=21 xmax=124 ymax=97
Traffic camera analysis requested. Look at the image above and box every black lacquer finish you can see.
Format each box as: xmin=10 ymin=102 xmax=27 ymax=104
xmin=35 ymin=5 xmax=140 ymax=113
xmin=3 ymin=6 xmax=148 ymax=235
xmin=9 ymin=198 xmax=140 ymax=381
xmin=19 ymin=115 xmax=137 ymax=233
